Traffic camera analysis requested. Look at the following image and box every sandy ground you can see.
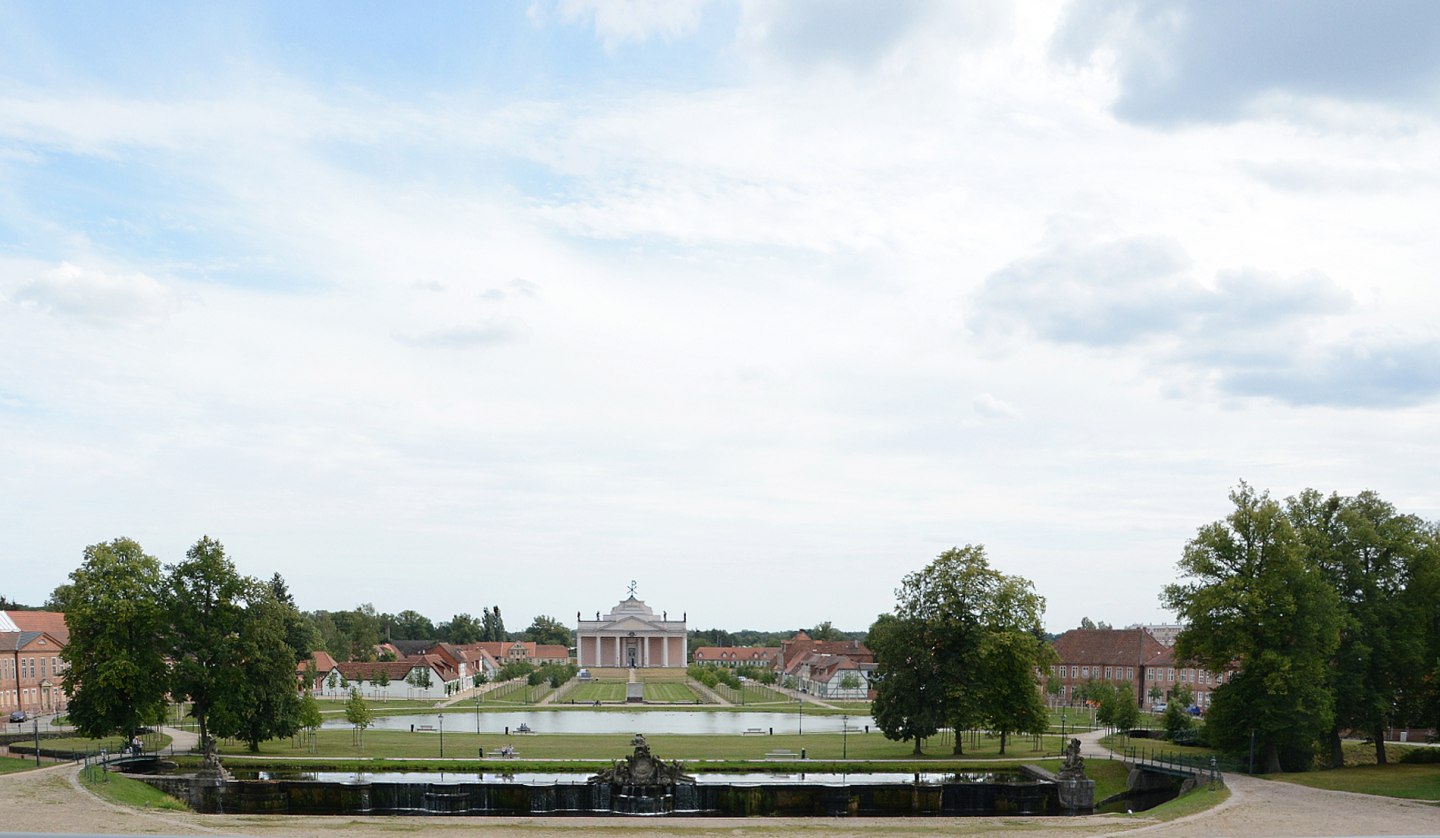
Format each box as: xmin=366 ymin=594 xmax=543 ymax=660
xmin=2 ymin=733 xmax=1435 ymax=838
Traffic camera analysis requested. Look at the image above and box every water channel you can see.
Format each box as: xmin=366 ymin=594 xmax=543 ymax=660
xmin=244 ymin=770 xmax=1006 ymax=786
xmin=322 ymin=709 xmax=874 ymax=735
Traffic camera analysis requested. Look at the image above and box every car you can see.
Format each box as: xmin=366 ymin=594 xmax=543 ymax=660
xmin=1152 ymin=702 xmax=1167 ymax=713
xmin=8 ymin=710 xmax=27 ymax=723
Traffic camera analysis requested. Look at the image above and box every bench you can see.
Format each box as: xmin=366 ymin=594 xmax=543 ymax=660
xmin=486 ymin=749 xmax=519 ymax=758
xmin=416 ymin=725 xmax=436 ymax=732
xmin=764 ymin=749 xmax=798 ymax=759
xmin=742 ymin=728 xmax=766 ymax=735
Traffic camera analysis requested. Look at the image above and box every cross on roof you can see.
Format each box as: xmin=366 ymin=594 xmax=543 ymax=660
xmin=627 ymin=579 xmax=637 ymax=598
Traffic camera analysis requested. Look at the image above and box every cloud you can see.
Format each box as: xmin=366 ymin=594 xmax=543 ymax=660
xmin=391 ymin=320 xmax=529 ymax=349
xmin=8 ymin=262 xmax=179 ymax=326
xmin=535 ymin=0 xmax=711 ymax=50
xmin=969 ymin=235 xmax=1440 ymax=408
xmin=1053 ymin=0 xmax=1440 ymax=125
xmin=1220 ymin=341 xmax=1440 ymax=408
xmin=973 ymin=393 xmax=1019 ymax=420
xmin=972 ymin=236 xmax=1199 ymax=346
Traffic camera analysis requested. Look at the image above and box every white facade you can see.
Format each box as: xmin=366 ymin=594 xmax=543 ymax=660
xmin=576 ymin=593 xmax=687 ymax=668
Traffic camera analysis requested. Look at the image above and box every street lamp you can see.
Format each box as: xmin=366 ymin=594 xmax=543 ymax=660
xmin=439 ymin=714 xmax=444 ymax=759
xmin=842 ymin=715 xmax=849 ymax=759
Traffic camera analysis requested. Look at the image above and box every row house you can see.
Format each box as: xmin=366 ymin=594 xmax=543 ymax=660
xmin=691 ymin=646 xmax=780 ymax=669
xmin=1048 ymin=627 xmax=1233 ymax=711
xmin=296 ymin=650 xmax=341 ymax=691
xmin=464 ymin=640 xmax=569 ymax=668
xmin=430 ymin=643 xmax=502 ymax=682
xmin=1048 ymin=627 xmax=1169 ymax=710
xmin=778 ymin=631 xmax=874 ymax=672
xmin=333 ymin=657 xmax=457 ymax=700
xmin=789 ymin=653 xmax=874 ymax=699
xmin=1 ymin=631 xmax=66 ymax=718
xmin=1 ymin=611 xmax=71 ymax=719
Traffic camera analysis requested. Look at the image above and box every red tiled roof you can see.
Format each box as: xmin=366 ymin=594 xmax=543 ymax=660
xmin=336 ymin=660 xmax=436 ymax=682
xmin=1051 ymin=628 xmax=1167 ymax=668
xmin=5 ymin=611 xmax=68 ymax=644
xmin=296 ymin=650 xmax=339 ymax=675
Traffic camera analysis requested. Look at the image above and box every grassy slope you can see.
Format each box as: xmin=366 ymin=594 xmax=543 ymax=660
xmin=78 ymin=765 xmax=188 ymax=810
xmin=0 ymin=755 xmax=37 ymax=774
xmin=1264 ymin=763 xmax=1440 ymax=801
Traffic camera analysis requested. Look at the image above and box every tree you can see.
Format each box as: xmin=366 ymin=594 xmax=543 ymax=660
xmin=1289 ymin=489 xmax=1430 ymax=766
xmin=267 ymin=573 xmax=319 ymax=664
xmin=1162 ymin=683 xmax=1195 ymax=740
xmin=221 ymin=582 xmax=305 ymax=752
xmin=868 ymin=614 xmax=946 ymax=755
xmin=167 ymin=536 xmax=252 ymax=767
xmin=839 ymin=672 xmax=862 ymax=693
xmin=345 ymin=687 xmax=372 ymax=747
xmin=326 ymin=671 xmax=339 ymax=695
xmin=1163 ymin=483 xmax=1342 ymax=772
xmin=870 ymin=546 xmax=1051 ymax=756
xmin=440 ymin=612 xmax=483 ymax=644
xmin=390 ymin=609 xmax=437 ymax=641
xmin=481 ymin=606 xmax=506 ymax=642
xmin=1148 ymin=685 xmax=1164 ymax=707
xmin=810 ymin=621 xmax=844 ymax=641
xmin=376 ymin=667 xmax=391 ymax=694
xmin=59 ymin=538 xmax=171 ymax=745
xmin=523 ymin=615 xmax=573 ymax=648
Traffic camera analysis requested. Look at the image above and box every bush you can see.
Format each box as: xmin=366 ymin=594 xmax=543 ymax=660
xmin=1399 ymin=746 xmax=1440 ymax=764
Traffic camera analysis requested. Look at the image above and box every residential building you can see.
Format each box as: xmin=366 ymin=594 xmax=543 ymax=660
xmin=1048 ymin=627 xmax=1168 ymax=709
xmin=691 ymin=646 xmax=780 ymax=669
xmin=1 ymin=630 xmax=66 ymax=718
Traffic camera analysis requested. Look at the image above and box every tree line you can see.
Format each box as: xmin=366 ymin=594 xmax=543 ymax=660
xmin=57 ymin=536 xmax=311 ymax=760
xmin=1165 ymin=483 xmax=1440 ymax=772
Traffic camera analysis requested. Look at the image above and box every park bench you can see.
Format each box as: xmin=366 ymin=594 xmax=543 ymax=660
xmin=416 ymin=725 xmax=436 ymax=732
xmin=486 ymin=749 xmax=519 ymax=758
xmin=742 ymin=728 xmax=766 ymax=735
xmin=763 ymin=749 xmax=798 ymax=759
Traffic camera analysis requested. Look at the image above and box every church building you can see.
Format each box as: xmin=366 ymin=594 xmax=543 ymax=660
xmin=576 ymin=585 xmax=687 ymax=668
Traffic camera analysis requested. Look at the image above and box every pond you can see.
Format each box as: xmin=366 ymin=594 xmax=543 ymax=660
xmin=322 ymin=710 xmax=875 ymax=735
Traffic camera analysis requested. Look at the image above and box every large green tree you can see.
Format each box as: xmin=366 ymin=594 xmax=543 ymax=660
xmin=1163 ymin=483 xmax=1342 ymax=772
xmin=168 ymin=536 xmax=252 ymax=765
xmin=869 ymin=546 xmax=1051 ymax=755
xmin=1289 ymin=489 xmax=1431 ymax=766
xmin=59 ymin=538 xmax=170 ymax=744
xmin=523 ymin=614 xmax=573 ymax=648
xmin=440 ymin=612 xmax=483 ymax=644
xmin=220 ymin=583 xmax=305 ymax=752
xmin=390 ymin=609 xmax=437 ymax=641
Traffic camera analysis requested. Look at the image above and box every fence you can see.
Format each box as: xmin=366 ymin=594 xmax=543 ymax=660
xmin=1119 ymin=744 xmax=1231 ymax=786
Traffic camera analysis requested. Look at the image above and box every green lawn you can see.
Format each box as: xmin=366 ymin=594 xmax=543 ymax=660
xmin=79 ymin=764 xmax=189 ymax=810
xmin=0 ymin=755 xmax=37 ymax=774
xmin=645 ymin=683 xmax=703 ymax=703
xmin=714 ymin=684 xmax=794 ymax=705
xmin=12 ymin=732 xmax=173 ymax=758
xmin=1264 ymin=763 xmax=1440 ymax=801
xmin=568 ymin=682 xmax=628 ymax=702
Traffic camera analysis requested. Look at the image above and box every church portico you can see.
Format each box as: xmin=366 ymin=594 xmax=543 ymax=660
xmin=577 ymin=583 xmax=687 ymax=669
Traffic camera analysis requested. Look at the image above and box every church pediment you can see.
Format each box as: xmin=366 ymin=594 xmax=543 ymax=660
xmin=605 ymin=616 xmax=665 ymax=633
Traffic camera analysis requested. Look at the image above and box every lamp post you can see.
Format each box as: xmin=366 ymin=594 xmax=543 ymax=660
xmin=439 ymin=714 xmax=444 ymax=759
xmin=842 ymin=715 xmax=849 ymax=760
xmin=797 ymin=693 xmax=803 ymax=735
xmin=474 ymin=695 xmax=481 ymax=734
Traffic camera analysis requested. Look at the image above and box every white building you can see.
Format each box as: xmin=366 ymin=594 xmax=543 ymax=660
xmin=576 ymin=587 xmax=687 ymax=668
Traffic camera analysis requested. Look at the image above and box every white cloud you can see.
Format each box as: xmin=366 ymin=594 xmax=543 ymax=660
xmin=8 ymin=262 xmax=180 ymax=326
xmin=973 ymin=393 xmax=1020 ymax=420
xmin=535 ymin=0 xmax=712 ymax=50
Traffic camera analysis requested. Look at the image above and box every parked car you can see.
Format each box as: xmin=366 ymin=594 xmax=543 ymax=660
xmin=8 ymin=710 xmax=27 ymax=723
xmin=1152 ymin=702 xmax=1167 ymax=713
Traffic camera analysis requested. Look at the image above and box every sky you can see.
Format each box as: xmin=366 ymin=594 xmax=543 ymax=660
xmin=2 ymin=1 xmax=1439 ymax=636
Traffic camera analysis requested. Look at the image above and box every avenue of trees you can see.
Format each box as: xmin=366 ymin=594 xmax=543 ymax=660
xmin=868 ymin=545 xmax=1053 ymax=755
xmin=1165 ymin=483 xmax=1440 ymax=772
xmin=59 ymin=536 xmax=308 ymax=758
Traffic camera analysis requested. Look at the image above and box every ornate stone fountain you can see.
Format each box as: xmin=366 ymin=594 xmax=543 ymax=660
xmin=589 ymin=734 xmax=696 ymax=814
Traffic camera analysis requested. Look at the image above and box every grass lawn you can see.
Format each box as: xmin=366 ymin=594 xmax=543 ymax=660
xmin=0 ymin=755 xmax=37 ymax=774
xmin=645 ymin=683 xmax=702 ymax=703
xmin=217 ymin=727 xmax=1068 ymax=762
xmin=313 ymin=697 xmax=440 ymax=709
xmin=79 ymin=764 xmax=189 ymax=810
xmin=16 ymin=732 xmax=173 ymax=757
xmin=567 ymin=682 xmax=628 ymax=702
xmin=714 ymin=684 xmax=795 ymax=706
xmin=1264 ymin=762 xmax=1440 ymax=801
xmin=1099 ymin=733 xmax=1220 ymax=761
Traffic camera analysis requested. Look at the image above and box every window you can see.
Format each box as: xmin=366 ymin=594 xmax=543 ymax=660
xmin=1070 ymin=666 xmax=1077 ymax=678
xmin=1167 ymin=668 xmax=1175 ymax=682
xmin=1126 ymin=667 xmax=1133 ymax=680
xmin=1081 ymin=666 xmax=1089 ymax=678
xmin=1104 ymin=667 xmax=1112 ymax=679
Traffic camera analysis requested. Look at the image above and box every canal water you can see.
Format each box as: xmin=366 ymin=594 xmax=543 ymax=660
xmin=246 ymin=770 xmax=1019 ymax=786
xmin=321 ymin=710 xmax=875 ymax=735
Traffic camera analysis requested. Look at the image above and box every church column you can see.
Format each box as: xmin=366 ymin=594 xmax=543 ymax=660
xmin=663 ymin=634 xmax=669 ymax=667
xmin=614 ymin=634 xmax=621 ymax=667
